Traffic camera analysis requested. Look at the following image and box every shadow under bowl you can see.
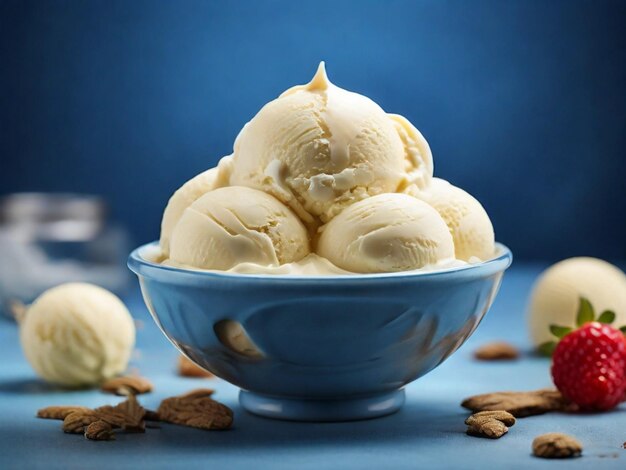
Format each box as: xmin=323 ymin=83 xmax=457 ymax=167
xmin=128 ymin=242 xmax=512 ymax=422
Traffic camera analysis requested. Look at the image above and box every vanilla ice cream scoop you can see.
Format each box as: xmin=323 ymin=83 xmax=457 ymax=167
xmin=19 ymin=283 xmax=135 ymax=387
xmin=169 ymin=186 xmax=310 ymax=270
xmin=528 ymin=258 xmax=626 ymax=348
xmin=317 ymin=193 xmax=455 ymax=273
xmin=160 ymin=155 xmax=233 ymax=256
xmin=413 ymin=178 xmax=495 ymax=261
xmin=230 ymin=62 xmax=432 ymax=226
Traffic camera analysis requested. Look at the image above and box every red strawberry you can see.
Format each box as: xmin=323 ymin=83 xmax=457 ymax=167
xmin=551 ymin=322 xmax=626 ymax=411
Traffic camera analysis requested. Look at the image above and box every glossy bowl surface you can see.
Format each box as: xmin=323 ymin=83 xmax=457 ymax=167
xmin=129 ymin=242 xmax=512 ymax=421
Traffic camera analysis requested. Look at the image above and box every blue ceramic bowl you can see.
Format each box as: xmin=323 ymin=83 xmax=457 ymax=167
xmin=129 ymin=242 xmax=512 ymax=422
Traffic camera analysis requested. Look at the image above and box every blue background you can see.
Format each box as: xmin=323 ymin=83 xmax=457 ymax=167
xmin=1 ymin=0 xmax=625 ymax=261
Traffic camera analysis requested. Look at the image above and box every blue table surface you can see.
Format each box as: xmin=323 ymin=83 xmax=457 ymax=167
xmin=1 ymin=262 xmax=624 ymax=469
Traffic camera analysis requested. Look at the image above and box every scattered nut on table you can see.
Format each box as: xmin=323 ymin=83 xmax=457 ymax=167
xmin=461 ymin=388 xmax=573 ymax=417
xmin=157 ymin=389 xmax=233 ymax=430
xmin=85 ymin=420 xmax=115 ymax=441
xmin=474 ymin=341 xmax=519 ymax=361
xmin=532 ymin=433 xmax=582 ymax=459
xmin=37 ymin=388 xmax=232 ymax=441
xmin=100 ymin=375 xmax=153 ymax=396
xmin=465 ymin=410 xmax=516 ymax=438
xmin=178 ymin=355 xmax=214 ymax=378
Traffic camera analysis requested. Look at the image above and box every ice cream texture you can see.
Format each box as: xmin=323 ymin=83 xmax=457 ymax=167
xmin=19 ymin=283 xmax=135 ymax=387
xmin=160 ymin=155 xmax=233 ymax=257
xmin=414 ymin=178 xmax=494 ymax=262
xmin=169 ymin=186 xmax=309 ymax=271
xmin=159 ymin=62 xmax=497 ymax=274
xmin=528 ymin=258 xmax=626 ymax=347
xmin=318 ymin=194 xmax=455 ymax=273
xmin=230 ymin=62 xmax=433 ymax=226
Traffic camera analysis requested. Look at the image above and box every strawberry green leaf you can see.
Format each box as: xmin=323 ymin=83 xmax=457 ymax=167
xmin=620 ymin=326 xmax=626 ymax=334
xmin=537 ymin=341 xmax=556 ymax=356
xmin=576 ymin=297 xmax=595 ymax=327
xmin=597 ymin=310 xmax=616 ymax=324
xmin=549 ymin=324 xmax=572 ymax=339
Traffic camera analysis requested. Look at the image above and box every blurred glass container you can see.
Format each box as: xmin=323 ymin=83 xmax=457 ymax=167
xmin=0 ymin=193 xmax=131 ymax=320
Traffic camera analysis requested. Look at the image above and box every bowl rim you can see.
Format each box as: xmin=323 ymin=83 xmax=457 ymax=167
xmin=128 ymin=241 xmax=513 ymax=283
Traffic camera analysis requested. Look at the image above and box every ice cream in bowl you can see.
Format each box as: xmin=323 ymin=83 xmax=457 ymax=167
xmin=128 ymin=63 xmax=512 ymax=421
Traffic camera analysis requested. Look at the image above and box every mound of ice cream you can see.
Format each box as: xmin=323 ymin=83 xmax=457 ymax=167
xmin=528 ymin=258 xmax=626 ymax=348
xmin=167 ymin=186 xmax=309 ymax=270
xmin=318 ymin=194 xmax=455 ymax=273
xmin=160 ymin=155 xmax=233 ymax=257
xmin=230 ymin=62 xmax=433 ymax=227
xmin=413 ymin=178 xmax=494 ymax=262
xmin=159 ymin=62 xmax=496 ymax=274
xmin=19 ymin=283 xmax=135 ymax=387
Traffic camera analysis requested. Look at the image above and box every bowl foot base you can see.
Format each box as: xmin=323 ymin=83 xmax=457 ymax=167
xmin=239 ymin=389 xmax=405 ymax=422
